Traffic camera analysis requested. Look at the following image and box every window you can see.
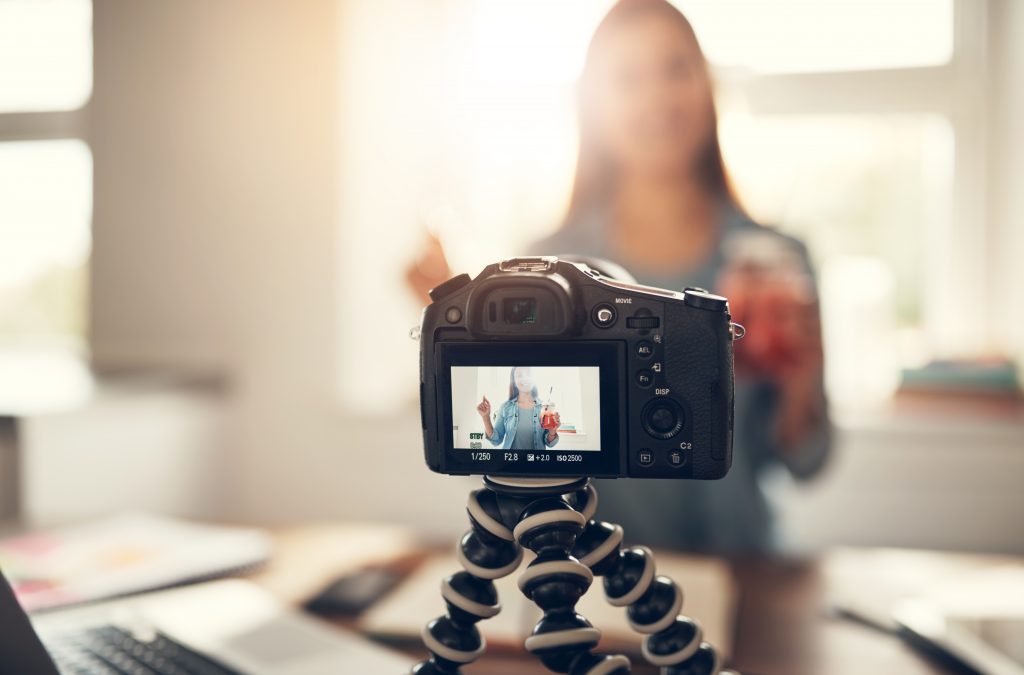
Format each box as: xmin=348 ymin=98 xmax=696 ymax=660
xmin=696 ymin=0 xmax=982 ymax=409
xmin=680 ymin=0 xmax=954 ymax=74
xmin=0 ymin=0 xmax=93 ymax=113
xmin=0 ymin=0 xmax=93 ymax=349
xmin=337 ymin=0 xmax=987 ymax=413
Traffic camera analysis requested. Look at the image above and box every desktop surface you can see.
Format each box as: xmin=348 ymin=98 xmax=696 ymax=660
xmin=244 ymin=525 xmax=995 ymax=675
xmin=5 ymin=520 xmax=1007 ymax=674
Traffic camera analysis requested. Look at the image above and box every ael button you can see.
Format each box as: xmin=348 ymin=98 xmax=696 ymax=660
xmin=428 ymin=273 xmax=471 ymax=302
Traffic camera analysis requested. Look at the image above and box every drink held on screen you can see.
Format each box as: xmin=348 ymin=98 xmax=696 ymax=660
xmin=541 ymin=402 xmax=558 ymax=430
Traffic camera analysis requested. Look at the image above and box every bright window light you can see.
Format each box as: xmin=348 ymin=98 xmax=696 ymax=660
xmin=719 ymin=113 xmax=954 ymax=325
xmin=0 ymin=139 xmax=93 ymax=340
xmin=679 ymin=0 xmax=953 ymax=73
xmin=469 ymin=0 xmax=612 ymax=85
xmin=0 ymin=0 xmax=93 ymax=112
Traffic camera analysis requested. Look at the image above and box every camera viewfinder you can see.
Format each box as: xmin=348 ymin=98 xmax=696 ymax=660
xmin=503 ymin=298 xmax=537 ymax=325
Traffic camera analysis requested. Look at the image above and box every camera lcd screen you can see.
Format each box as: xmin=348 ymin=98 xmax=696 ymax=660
xmin=450 ymin=366 xmax=602 ymax=453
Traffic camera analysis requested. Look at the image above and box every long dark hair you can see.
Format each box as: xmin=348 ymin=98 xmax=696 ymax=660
xmin=508 ymin=367 xmax=539 ymax=401
xmin=565 ymin=0 xmax=743 ymax=224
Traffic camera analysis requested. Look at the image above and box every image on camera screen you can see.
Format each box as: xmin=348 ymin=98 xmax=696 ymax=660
xmin=450 ymin=366 xmax=601 ymax=452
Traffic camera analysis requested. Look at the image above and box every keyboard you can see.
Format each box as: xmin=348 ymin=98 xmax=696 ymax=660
xmin=44 ymin=625 xmax=241 ymax=675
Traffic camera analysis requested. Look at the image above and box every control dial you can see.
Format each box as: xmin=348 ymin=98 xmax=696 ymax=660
xmin=641 ymin=399 xmax=684 ymax=440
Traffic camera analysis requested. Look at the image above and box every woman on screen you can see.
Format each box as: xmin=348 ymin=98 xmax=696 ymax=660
xmin=477 ymin=367 xmax=560 ymax=450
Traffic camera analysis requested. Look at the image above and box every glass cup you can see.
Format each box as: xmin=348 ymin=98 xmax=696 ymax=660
xmin=541 ymin=402 xmax=558 ymax=430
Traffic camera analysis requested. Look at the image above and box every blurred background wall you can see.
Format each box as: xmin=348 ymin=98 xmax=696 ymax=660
xmin=1 ymin=0 xmax=1022 ymax=551
xmin=84 ymin=0 xmax=468 ymax=530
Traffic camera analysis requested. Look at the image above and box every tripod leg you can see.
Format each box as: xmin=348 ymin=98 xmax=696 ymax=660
xmin=570 ymin=484 xmax=724 ymax=675
xmin=513 ymin=495 xmax=631 ymax=675
xmin=413 ymin=488 xmax=523 ymax=675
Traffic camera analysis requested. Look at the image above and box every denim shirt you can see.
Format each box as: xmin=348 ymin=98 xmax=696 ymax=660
xmin=487 ymin=399 xmax=559 ymax=450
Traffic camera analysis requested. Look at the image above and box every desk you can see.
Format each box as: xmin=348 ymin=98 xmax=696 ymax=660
xmin=247 ymin=526 xmax=983 ymax=675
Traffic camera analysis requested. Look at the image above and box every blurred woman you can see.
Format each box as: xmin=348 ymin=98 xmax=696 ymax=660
xmin=477 ymin=367 xmax=561 ymax=450
xmin=409 ymin=0 xmax=830 ymax=552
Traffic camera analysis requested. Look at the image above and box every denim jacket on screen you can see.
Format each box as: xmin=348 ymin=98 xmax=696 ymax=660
xmin=487 ymin=399 xmax=559 ymax=450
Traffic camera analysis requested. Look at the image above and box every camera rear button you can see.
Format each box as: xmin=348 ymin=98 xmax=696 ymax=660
xmin=636 ymin=370 xmax=653 ymax=387
xmin=636 ymin=341 xmax=654 ymax=358
xmin=592 ymin=304 xmax=617 ymax=328
xmin=642 ymin=399 xmax=684 ymax=439
xmin=637 ymin=449 xmax=655 ymax=467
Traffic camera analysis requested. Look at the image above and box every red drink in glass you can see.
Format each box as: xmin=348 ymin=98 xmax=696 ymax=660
xmin=541 ymin=403 xmax=558 ymax=429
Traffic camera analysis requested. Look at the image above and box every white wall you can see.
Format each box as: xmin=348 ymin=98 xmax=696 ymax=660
xmin=86 ymin=0 xmax=472 ymax=531
xmin=21 ymin=379 xmax=226 ymax=525
xmin=986 ymin=0 xmax=1024 ymax=363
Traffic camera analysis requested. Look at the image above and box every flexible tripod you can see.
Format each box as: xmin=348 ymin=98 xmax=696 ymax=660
xmin=412 ymin=476 xmax=731 ymax=674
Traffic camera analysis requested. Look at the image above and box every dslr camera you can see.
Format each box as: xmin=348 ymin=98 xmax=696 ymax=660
xmin=418 ymin=256 xmax=740 ymax=480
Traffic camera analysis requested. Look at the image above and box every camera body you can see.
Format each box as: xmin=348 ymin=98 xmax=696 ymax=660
xmin=419 ymin=256 xmax=737 ymax=480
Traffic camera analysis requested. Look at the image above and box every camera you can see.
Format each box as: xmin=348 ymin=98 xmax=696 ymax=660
xmin=418 ymin=256 xmax=740 ymax=480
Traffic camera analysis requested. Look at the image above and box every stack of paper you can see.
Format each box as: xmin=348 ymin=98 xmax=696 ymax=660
xmin=0 ymin=512 xmax=272 ymax=612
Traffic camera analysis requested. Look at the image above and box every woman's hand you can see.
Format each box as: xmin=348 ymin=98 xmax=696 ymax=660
xmin=476 ymin=396 xmax=491 ymax=418
xmin=477 ymin=396 xmax=495 ymax=439
xmin=719 ymin=263 xmax=825 ymax=452
xmin=405 ymin=233 xmax=453 ymax=305
xmin=772 ymin=304 xmax=826 ymax=451
xmin=545 ymin=412 xmax=561 ymax=442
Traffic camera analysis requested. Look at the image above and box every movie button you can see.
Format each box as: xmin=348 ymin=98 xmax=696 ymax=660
xmin=642 ymin=399 xmax=684 ymax=440
xmin=667 ymin=449 xmax=686 ymax=468
xmin=592 ymin=303 xmax=617 ymax=328
xmin=637 ymin=448 xmax=654 ymax=467
xmin=636 ymin=341 xmax=654 ymax=358
xmin=636 ymin=370 xmax=653 ymax=387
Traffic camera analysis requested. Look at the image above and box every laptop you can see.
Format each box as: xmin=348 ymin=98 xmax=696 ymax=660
xmin=893 ymin=565 xmax=1024 ymax=675
xmin=0 ymin=568 xmax=414 ymax=674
